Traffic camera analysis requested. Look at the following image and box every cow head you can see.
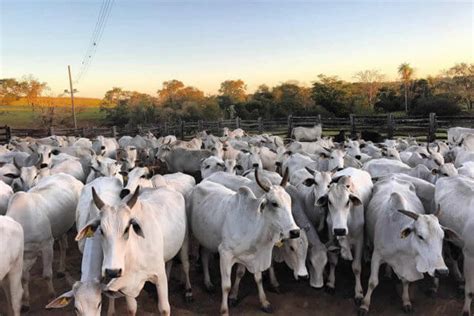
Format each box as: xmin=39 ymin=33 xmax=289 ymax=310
xmin=46 ymin=280 xmax=102 ymax=316
xmin=76 ymin=186 xmax=143 ymax=279
xmin=224 ymin=159 xmax=237 ymax=174
xmin=397 ymin=209 xmax=459 ymax=277
xmin=317 ymin=176 xmax=362 ymax=237
xmin=303 ymin=167 xmax=333 ymax=207
xmin=200 ymin=156 xmax=225 ymax=179
xmin=255 ymin=168 xmax=300 ymax=241
xmin=273 ymin=228 xmax=309 ymax=280
xmin=319 ymin=148 xmax=345 ymax=171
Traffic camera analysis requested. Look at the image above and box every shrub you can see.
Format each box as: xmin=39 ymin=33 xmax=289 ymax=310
xmin=409 ymin=94 xmax=462 ymax=116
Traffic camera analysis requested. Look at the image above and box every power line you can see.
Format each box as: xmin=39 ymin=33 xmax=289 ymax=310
xmin=75 ymin=0 xmax=114 ymax=84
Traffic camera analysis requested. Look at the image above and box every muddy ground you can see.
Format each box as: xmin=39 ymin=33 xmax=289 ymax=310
xmin=0 ymin=231 xmax=467 ymax=316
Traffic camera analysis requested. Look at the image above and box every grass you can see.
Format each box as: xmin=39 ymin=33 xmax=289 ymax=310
xmin=0 ymin=97 xmax=105 ymax=128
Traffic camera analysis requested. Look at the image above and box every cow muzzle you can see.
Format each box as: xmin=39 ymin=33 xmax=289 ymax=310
xmin=289 ymin=229 xmax=300 ymax=239
xmin=105 ymin=268 xmax=122 ymax=278
xmin=333 ymin=228 xmax=347 ymax=236
xmin=435 ymin=268 xmax=449 ymax=277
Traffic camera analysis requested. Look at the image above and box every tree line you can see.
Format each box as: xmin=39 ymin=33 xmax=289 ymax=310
xmin=0 ymin=62 xmax=472 ymax=127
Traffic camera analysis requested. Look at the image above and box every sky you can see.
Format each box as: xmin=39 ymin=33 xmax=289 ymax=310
xmin=1 ymin=0 xmax=473 ymax=98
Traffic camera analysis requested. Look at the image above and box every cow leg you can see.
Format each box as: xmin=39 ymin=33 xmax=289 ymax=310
xmin=57 ymin=235 xmax=67 ymax=278
xmin=352 ymin=237 xmax=364 ymax=305
xmin=154 ymin=265 xmax=171 ymax=316
xmin=218 ymin=252 xmax=233 ymax=316
xmin=254 ymin=271 xmax=272 ymax=313
xmin=359 ymin=251 xmax=382 ymax=316
xmin=401 ymin=280 xmax=412 ymax=313
xmin=326 ymin=251 xmax=338 ymax=293
xmin=21 ymin=256 xmax=37 ymax=311
xmin=125 ymin=296 xmax=137 ymax=316
xmin=268 ymin=265 xmax=280 ymax=292
xmin=1 ymin=280 xmax=12 ymax=316
xmin=106 ymin=298 xmax=116 ymax=316
xmin=229 ymin=264 xmax=246 ymax=306
xmin=7 ymin=260 xmax=23 ymax=316
xmin=179 ymin=236 xmax=193 ymax=302
xmin=201 ymin=248 xmax=214 ymax=292
xmin=462 ymin=254 xmax=474 ymax=316
xmin=41 ymin=240 xmax=56 ymax=298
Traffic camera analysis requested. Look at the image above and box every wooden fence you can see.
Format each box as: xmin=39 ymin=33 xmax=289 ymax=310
xmin=0 ymin=113 xmax=473 ymax=144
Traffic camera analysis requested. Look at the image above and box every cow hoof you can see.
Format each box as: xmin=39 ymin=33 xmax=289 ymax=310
xmin=184 ymin=291 xmax=193 ymax=303
xmin=56 ymin=271 xmax=66 ymax=278
xmin=21 ymin=305 xmax=30 ymax=313
xmin=205 ymin=284 xmax=215 ymax=293
xmin=357 ymin=307 xmax=368 ymax=316
xmin=425 ymin=288 xmax=437 ymax=298
xmin=229 ymin=298 xmax=238 ymax=307
xmin=354 ymin=296 xmax=363 ymax=306
xmin=325 ymin=286 xmax=335 ymax=295
xmin=261 ymin=304 xmax=273 ymax=314
xmin=402 ymin=304 xmax=412 ymax=313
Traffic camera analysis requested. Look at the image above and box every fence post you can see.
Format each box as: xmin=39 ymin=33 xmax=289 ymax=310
xmin=198 ymin=120 xmax=203 ymax=131
xmin=218 ymin=119 xmax=223 ymax=136
xmin=5 ymin=126 xmax=11 ymax=143
xmin=317 ymin=114 xmax=322 ymax=126
xmin=163 ymin=122 xmax=168 ymax=135
xmin=258 ymin=117 xmax=263 ymax=134
xmin=387 ymin=113 xmax=394 ymax=139
xmin=236 ymin=116 xmax=241 ymax=129
xmin=49 ymin=127 xmax=54 ymax=136
xmin=180 ymin=120 xmax=185 ymax=140
xmin=111 ymin=126 xmax=117 ymax=138
xmin=287 ymin=114 xmax=293 ymax=138
xmin=349 ymin=114 xmax=356 ymax=138
xmin=428 ymin=112 xmax=437 ymax=142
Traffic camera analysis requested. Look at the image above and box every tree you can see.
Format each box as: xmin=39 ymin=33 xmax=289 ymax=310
xmin=398 ymin=63 xmax=414 ymax=112
xmin=311 ymin=75 xmax=353 ymax=116
xmin=446 ymin=63 xmax=473 ymax=110
xmin=353 ymin=70 xmax=385 ymax=109
xmin=157 ymin=80 xmax=185 ymax=109
xmin=271 ymin=82 xmax=314 ymax=117
xmin=374 ymin=86 xmax=402 ymax=112
xmin=218 ymin=79 xmax=247 ymax=104
xmin=0 ymin=76 xmax=48 ymax=106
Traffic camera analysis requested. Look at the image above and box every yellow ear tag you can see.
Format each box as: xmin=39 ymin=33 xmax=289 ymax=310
xmin=85 ymin=226 xmax=95 ymax=238
xmin=59 ymin=297 xmax=70 ymax=306
xmin=275 ymin=240 xmax=284 ymax=248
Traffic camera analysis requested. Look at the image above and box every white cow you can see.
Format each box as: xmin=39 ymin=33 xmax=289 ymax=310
xmin=0 ymin=215 xmax=24 ymax=316
xmin=316 ymin=168 xmax=372 ymax=303
xmin=200 ymin=156 xmax=226 ymax=179
xmin=6 ymin=173 xmax=83 ymax=309
xmin=292 ymin=124 xmax=322 ymax=141
xmin=435 ymin=176 xmax=474 ymax=316
xmin=0 ymin=179 xmax=13 ymax=215
xmin=76 ymin=186 xmax=190 ymax=315
xmin=191 ymin=171 xmax=299 ymax=315
xmin=359 ymin=176 xmax=455 ymax=315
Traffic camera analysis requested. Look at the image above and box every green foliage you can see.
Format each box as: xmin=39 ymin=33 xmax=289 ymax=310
xmin=410 ymin=94 xmax=462 ymax=116
xmin=311 ymin=75 xmax=354 ymax=116
xmin=374 ymin=86 xmax=403 ymax=112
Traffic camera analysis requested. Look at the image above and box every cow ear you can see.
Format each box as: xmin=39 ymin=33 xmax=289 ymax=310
xmin=400 ymin=227 xmax=413 ymax=239
xmin=303 ymin=178 xmax=315 ymax=187
xmin=316 ymin=195 xmax=328 ymax=207
xmin=45 ymin=290 xmax=74 ymax=309
xmin=129 ymin=218 xmax=145 ymax=238
xmin=75 ymin=219 xmax=100 ymax=241
xmin=349 ymin=194 xmax=362 ymax=206
xmin=319 ymin=152 xmax=329 ymax=159
xmin=442 ymin=226 xmax=462 ymax=244
xmin=258 ymin=199 xmax=267 ymax=212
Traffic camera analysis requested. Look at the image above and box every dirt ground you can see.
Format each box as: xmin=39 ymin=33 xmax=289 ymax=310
xmin=0 ymin=231 xmax=467 ymax=316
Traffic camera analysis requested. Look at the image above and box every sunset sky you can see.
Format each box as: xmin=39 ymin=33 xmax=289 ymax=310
xmin=1 ymin=0 xmax=472 ymax=98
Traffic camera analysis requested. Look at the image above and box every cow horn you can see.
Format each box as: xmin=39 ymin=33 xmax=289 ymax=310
xmin=280 ymin=168 xmax=289 ymax=187
xmin=426 ymin=142 xmax=432 ymax=155
xmin=398 ymin=209 xmax=419 ymax=221
xmin=255 ymin=168 xmax=270 ymax=192
xmin=13 ymin=156 xmax=22 ymax=169
xmin=127 ymin=186 xmax=140 ymax=209
xmin=434 ymin=204 xmax=442 ymax=217
xmin=91 ymin=187 xmax=105 ymax=210
xmin=436 ymin=143 xmax=441 ymax=152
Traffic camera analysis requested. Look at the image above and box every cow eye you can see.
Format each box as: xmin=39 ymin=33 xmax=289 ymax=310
xmin=205 ymin=165 xmax=210 ymax=169
xmin=330 ymin=157 xmax=334 ymax=160
xmin=140 ymin=175 xmax=146 ymax=178
xmin=418 ymin=235 xmax=424 ymax=241
xmin=346 ymin=200 xmax=350 ymax=206
xmin=442 ymin=173 xmax=448 ymax=176
xmin=289 ymin=246 xmax=295 ymax=252
xmin=271 ymin=202 xmax=278 ymax=208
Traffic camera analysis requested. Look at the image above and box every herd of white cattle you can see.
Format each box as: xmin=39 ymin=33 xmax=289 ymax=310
xmin=0 ymin=125 xmax=473 ymax=316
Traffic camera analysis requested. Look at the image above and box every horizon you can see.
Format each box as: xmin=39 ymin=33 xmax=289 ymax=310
xmin=1 ymin=0 xmax=472 ymax=99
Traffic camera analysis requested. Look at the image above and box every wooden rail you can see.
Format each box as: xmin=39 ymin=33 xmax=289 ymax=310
xmin=0 ymin=113 xmax=473 ymax=144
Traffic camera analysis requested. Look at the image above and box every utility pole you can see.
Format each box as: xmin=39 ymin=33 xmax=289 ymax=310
xmin=67 ymin=65 xmax=77 ymax=129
